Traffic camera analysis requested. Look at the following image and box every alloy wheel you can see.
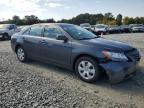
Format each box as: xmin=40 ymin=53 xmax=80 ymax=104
xmin=17 ymin=48 xmax=25 ymax=61
xmin=78 ymin=60 xmax=95 ymax=80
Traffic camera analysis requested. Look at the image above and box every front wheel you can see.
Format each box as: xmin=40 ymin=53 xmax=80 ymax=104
xmin=75 ymin=56 xmax=100 ymax=83
xmin=16 ymin=46 xmax=28 ymax=62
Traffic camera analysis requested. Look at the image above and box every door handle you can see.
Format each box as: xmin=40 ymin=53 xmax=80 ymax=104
xmin=39 ymin=40 xmax=47 ymax=44
xmin=39 ymin=40 xmax=54 ymax=46
xmin=39 ymin=40 xmax=48 ymax=45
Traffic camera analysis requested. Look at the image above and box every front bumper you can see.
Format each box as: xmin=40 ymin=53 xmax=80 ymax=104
xmin=100 ymin=61 xmax=139 ymax=83
xmin=92 ymin=31 xmax=107 ymax=35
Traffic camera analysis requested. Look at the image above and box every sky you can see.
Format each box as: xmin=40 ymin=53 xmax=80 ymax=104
xmin=0 ymin=0 xmax=144 ymax=21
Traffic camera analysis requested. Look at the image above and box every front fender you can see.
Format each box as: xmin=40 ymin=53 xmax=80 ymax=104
xmin=71 ymin=45 xmax=105 ymax=70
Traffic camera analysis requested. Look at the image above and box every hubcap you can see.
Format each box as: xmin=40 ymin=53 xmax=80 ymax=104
xmin=17 ymin=48 xmax=25 ymax=61
xmin=78 ymin=61 xmax=95 ymax=80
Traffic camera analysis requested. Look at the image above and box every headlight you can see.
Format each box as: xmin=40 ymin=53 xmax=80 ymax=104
xmin=102 ymin=51 xmax=128 ymax=61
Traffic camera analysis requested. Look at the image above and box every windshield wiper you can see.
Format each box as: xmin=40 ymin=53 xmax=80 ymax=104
xmin=91 ymin=36 xmax=99 ymax=39
xmin=78 ymin=37 xmax=99 ymax=40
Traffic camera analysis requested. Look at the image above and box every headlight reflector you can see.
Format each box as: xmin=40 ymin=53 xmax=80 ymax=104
xmin=102 ymin=51 xmax=128 ymax=61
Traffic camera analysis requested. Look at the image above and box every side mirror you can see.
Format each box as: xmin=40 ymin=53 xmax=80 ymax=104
xmin=56 ymin=35 xmax=68 ymax=42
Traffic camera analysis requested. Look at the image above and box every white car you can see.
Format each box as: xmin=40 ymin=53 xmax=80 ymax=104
xmin=92 ymin=24 xmax=108 ymax=35
xmin=0 ymin=24 xmax=18 ymax=40
xmin=80 ymin=23 xmax=91 ymax=31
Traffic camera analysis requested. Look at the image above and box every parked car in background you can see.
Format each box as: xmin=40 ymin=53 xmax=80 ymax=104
xmin=80 ymin=23 xmax=91 ymax=31
xmin=11 ymin=23 xmax=141 ymax=83
xmin=129 ymin=24 xmax=143 ymax=28
xmin=17 ymin=26 xmax=25 ymax=32
xmin=120 ymin=25 xmax=131 ymax=33
xmin=92 ymin=24 xmax=108 ymax=35
xmin=0 ymin=24 xmax=18 ymax=40
xmin=130 ymin=24 xmax=144 ymax=33
xmin=108 ymin=25 xmax=121 ymax=34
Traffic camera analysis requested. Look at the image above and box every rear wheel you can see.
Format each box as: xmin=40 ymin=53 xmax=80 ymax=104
xmin=16 ymin=46 xmax=28 ymax=62
xmin=75 ymin=56 xmax=100 ymax=83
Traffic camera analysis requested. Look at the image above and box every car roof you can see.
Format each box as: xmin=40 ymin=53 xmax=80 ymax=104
xmin=33 ymin=23 xmax=74 ymax=26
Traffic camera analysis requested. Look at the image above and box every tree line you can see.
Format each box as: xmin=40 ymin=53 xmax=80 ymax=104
xmin=0 ymin=13 xmax=144 ymax=26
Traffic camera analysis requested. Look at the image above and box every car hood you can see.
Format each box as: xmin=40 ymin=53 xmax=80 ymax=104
xmin=0 ymin=29 xmax=7 ymax=33
xmin=81 ymin=38 xmax=134 ymax=52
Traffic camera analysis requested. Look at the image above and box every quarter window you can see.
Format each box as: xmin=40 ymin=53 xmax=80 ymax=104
xmin=29 ymin=25 xmax=43 ymax=36
xmin=44 ymin=26 xmax=63 ymax=39
xmin=23 ymin=28 xmax=30 ymax=35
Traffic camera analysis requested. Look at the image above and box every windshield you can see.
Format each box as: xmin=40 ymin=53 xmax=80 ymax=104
xmin=0 ymin=24 xmax=10 ymax=29
xmin=60 ymin=25 xmax=98 ymax=40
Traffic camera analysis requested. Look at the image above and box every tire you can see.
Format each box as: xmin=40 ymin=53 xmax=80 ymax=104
xmin=75 ymin=56 xmax=100 ymax=83
xmin=16 ymin=46 xmax=28 ymax=62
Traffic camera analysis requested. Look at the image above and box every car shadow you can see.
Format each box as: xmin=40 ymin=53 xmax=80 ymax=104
xmin=27 ymin=60 xmax=144 ymax=95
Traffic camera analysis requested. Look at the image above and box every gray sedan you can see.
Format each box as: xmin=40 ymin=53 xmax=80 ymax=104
xmin=11 ymin=23 xmax=141 ymax=83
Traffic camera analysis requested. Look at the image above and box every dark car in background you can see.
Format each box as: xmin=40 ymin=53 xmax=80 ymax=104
xmin=11 ymin=23 xmax=141 ymax=83
xmin=120 ymin=25 xmax=132 ymax=33
xmin=108 ymin=25 xmax=121 ymax=34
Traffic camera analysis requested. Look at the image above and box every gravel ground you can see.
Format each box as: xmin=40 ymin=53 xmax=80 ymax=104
xmin=0 ymin=33 xmax=144 ymax=108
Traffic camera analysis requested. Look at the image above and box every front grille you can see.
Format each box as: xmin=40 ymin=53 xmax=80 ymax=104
xmin=125 ymin=48 xmax=141 ymax=62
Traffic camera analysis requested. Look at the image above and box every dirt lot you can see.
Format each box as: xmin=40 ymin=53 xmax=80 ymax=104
xmin=0 ymin=33 xmax=144 ymax=108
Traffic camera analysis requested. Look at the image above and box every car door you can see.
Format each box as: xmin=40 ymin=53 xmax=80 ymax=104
xmin=22 ymin=25 xmax=44 ymax=59
xmin=41 ymin=25 xmax=72 ymax=66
